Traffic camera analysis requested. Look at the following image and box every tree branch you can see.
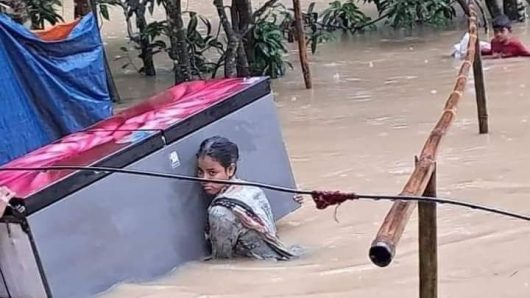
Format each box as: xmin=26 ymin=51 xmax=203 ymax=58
xmin=251 ymin=0 xmax=279 ymax=20
xmin=240 ymin=0 xmax=279 ymax=36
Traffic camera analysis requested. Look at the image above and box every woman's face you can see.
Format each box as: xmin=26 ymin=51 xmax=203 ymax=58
xmin=197 ymin=155 xmax=235 ymax=195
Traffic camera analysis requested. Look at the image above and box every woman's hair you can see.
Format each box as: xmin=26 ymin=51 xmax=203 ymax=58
xmin=197 ymin=136 xmax=239 ymax=169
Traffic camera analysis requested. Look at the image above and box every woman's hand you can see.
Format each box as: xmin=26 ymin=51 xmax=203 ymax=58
xmin=293 ymin=194 xmax=304 ymax=204
xmin=0 ymin=187 xmax=14 ymax=203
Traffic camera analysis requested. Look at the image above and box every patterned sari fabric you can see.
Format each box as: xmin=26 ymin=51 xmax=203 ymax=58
xmin=206 ymin=180 xmax=296 ymax=260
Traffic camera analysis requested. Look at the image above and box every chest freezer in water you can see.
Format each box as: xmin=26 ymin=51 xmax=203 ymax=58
xmin=0 ymin=77 xmax=299 ymax=298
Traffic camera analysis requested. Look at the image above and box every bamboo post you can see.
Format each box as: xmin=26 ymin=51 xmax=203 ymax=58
xmin=419 ymin=162 xmax=437 ymax=298
xmin=292 ymin=0 xmax=312 ymax=89
xmin=473 ymin=36 xmax=488 ymax=134
xmin=368 ymin=2 xmax=478 ymax=267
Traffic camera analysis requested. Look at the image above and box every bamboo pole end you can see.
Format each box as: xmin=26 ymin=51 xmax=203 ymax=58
xmin=369 ymin=241 xmax=395 ymax=267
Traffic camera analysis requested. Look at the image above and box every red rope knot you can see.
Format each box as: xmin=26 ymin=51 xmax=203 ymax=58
xmin=311 ymin=191 xmax=358 ymax=209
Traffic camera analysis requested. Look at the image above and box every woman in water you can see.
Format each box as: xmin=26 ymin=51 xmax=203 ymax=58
xmin=197 ymin=136 xmax=302 ymax=260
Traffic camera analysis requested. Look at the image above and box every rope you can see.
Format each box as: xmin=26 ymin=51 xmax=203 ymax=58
xmin=0 ymin=166 xmax=529 ymax=222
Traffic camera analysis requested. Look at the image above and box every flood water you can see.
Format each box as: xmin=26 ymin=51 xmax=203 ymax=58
xmin=57 ymin=1 xmax=530 ymax=297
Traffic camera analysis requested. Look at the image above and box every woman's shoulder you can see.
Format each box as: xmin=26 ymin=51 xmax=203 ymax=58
xmin=225 ymin=179 xmax=265 ymax=196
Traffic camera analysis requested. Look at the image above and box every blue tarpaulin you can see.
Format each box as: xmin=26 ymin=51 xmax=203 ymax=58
xmin=0 ymin=13 xmax=112 ymax=165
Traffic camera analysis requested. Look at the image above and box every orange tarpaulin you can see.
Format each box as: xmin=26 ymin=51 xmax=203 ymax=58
xmin=33 ymin=18 xmax=81 ymax=41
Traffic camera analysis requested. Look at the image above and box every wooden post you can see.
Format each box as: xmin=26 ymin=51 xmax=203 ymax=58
xmin=292 ymin=0 xmax=312 ymax=89
xmin=473 ymin=37 xmax=488 ymax=134
xmin=419 ymin=164 xmax=438 ymax=298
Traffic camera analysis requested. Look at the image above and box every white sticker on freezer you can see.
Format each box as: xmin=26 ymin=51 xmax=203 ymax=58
xmin=169 ymin=151 xmax=181 ymax=168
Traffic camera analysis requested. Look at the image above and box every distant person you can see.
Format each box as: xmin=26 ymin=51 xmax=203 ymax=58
xmin=481 ymin=15 xmax=530 ymax=58
xmin=451 ymin=32 xmax=490 ymax=59
xmin=196 ymin=136 xmax=303 ymax=260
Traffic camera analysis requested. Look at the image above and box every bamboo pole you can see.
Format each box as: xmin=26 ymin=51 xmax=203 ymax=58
xmin=419 ymin=163 xmax=437 ymax=298
xmin=368 ymin=2 xmax=479 ymax=267
xmin=292 ymin=0 xmax=312 ymax=89
xmin=473 ymin=36 xmax=489 ymax=134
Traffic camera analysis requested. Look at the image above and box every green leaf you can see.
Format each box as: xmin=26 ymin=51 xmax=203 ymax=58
xmin=188 ymin=15 xmax=198 ymax=35
xmin=199 ymin=15 xmax=212 ymax=36
xmin=148 ymin=2 xmax=154 ymax=15
xmin=153 ymin=40 xmax=167 ymax=49
xmin=311 ymin=38 xmax=317 ymax=54
xmin=307 ymin=2 xmax=316 ymax=14
xmin=100 ymin=5 xmax=110 ymax=20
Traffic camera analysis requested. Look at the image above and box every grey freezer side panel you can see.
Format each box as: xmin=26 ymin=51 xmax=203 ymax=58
xmin=0 ymin=223 xmax=47 ymax=298
xmin=26 ymin=94 xmax=298 ymax=298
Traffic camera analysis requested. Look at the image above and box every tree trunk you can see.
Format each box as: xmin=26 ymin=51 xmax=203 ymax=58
xmin=484 ymin=0 xmax=502 ymax=18
xmin=214 ymin=0 xmax=238 ymax=78
xmin=503 ymin=0 xmax=519 ymax=20
xmin=230 ymin=0 xmax=239 ymax=32
xmin=135 ymin=6 xmax=156 ymax=76
xmin=74 ymin=0 xmax=90 ymax=19
xmin=293 ymin=0 xmax=312 ymax=89
xmin=231 ymin=0 xmax=251 ymax=77
xmin=236 ymin=43 xmax=250 ymax=77
xmin=235 ymin=0 xmax=254 ymax=66
xmin=166 ymin=0 xmax=192 ymax=84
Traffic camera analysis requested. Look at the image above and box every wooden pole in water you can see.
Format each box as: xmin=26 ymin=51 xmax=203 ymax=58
xmin=418 ymin=162 xmax=437 ymax=298
xmin=368 ymin=2 xmax=478 ymax=267
xmin=292 ymin=0 xmax=312 ymax=89
xmin=473 ymin=36 xmax=488 ymax=134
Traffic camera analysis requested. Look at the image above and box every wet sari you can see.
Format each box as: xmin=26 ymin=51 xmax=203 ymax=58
xmin=205 ymin=179 xmax=297 ymax=261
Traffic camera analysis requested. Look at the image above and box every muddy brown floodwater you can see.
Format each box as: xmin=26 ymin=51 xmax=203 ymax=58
xmin=55 ymin=1 xmax=530 ymax=297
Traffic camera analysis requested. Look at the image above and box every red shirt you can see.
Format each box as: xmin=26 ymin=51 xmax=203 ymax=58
xmin=482 ymin=37 xmax=530 ymax=57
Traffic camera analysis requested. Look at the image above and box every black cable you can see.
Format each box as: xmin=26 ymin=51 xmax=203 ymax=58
xmin=359 ymin=194 xmax=530 ymax=222
xmin=0 ymin=165 xmax=529 ymax=222
xmin=0 ymin=166 xmax=310 ymax=194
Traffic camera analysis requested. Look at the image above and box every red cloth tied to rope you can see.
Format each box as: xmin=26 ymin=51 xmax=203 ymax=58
xmin=311 ymin=191 xmax=358 ymax=209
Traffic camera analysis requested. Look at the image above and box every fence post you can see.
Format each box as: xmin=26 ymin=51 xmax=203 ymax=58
xmin=292 ymin=0 xmax=312 ymax=89
xmin=418 ymin=162 xmax=437 ymax=298
xmin=473 ymin=31 xmax=488 ymax=134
